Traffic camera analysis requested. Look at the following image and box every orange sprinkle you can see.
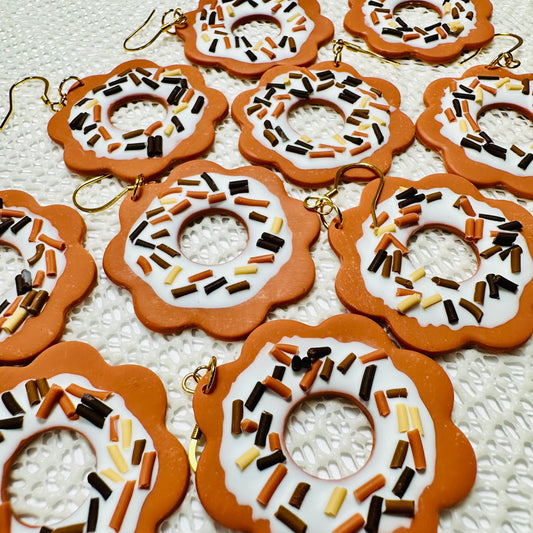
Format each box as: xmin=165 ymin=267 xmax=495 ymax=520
xmin=265 ymin=36 xmax=277 ymax=48
xmin=257 ymin=464 xmax=288 ymax=506
xmin=248 ymin=254 xmax=275 ymax=264
xmin=359 ymin=348 xmax=388 ymax=364
xmin=188 ymin=270 xmax=213 ymax=283
xmin=464 ymin=218 xmax=475 ymax=241
xmin=480 ymin=83 xmax=497 ymax=95
xmin=169 ymin=199 xmax=192 ymax=215
xmin=374 ymin=233 xmax=392 ymax=254
xmin=98 ymin=126 xmax=112 ymax=141
xmin=374 ymin=390 xmax=390 ymax=417
xmin=257 ymin=108 xmax=268 ymax=119
xmin=269 ymin=432 xmax=282 ymax=451
xmin=370 ymin=10 xmax=379 ymax=25
xmin=260 ymin=47 xmax=276 ymax=60
xmin=144 ymin=120 xmax=163 ymax=136
xmin=109 ymin=480 xmax=136 ymax=531
xmin=350 ymin=130 xmax=369 ymax=138
xmin=450 ymin=80 xmax=457 ymax=92
xmin=224 ymin=36 xmax=231 ymax=49
xmin=399 ymin=204 xmax=421 ymax=215
xmin=332 ymin=513 xmax=365 ymax=533
xmin=370 ymin=211 xmax=389 ymax=229
xmin=461 ymin=99 xmax=470 ymax=113
xmin=36 ymin=384 xmax=63 ymax=419
xmin=272 ymin=102 xmax=285 ymax=119
xmin=469 ymin=78 xmax=480 ymax=89
xmin=32 ymin=270 xmax=45 ymax=288
xmin=182 ymin=88 xmax=195 ymax=103
xmin=396 ymin=288 xmax=422 ymax=297
xmin=271 ymin=2 xmax=282 ymax=12
xmin=444 ymin=108 xmax=456 ymax=122
xmin=354 ymin=473 xmax=386 ymax=502
xmin=108 ymin=142 xmax=121 ymax=153
xmin=241 ymin=419 xmax=258 ymax=432
xmin=403 ymin=33 xmax=420 ymax=41
xmin=28 ymin=218 xmax=43 ymax=242
xmin=137 ymin=256 xmax=152 ymax=275
xmin=263 ymin=375 xmax=292 ymax=400
xmin=358 ymin=88 xmax=378 ymax=100
xmin=459 ymin=196 xmax=476 ymax=216
xmin=270 ymin=347 xmax=292 ymax=366
xmin=274 ymin=94 xmax=292 ymax=100
xmin=59 ymin=393 xmax=78 ymax=420
xmin=299 ymin=359 xmax=322 ymax=392
xmin=369 ymin=102 xmax=391 ymax=112
xmin=139 ymin=451 xmax=157 ymax=489
xmin=110 ymin=415 xmax=120 ymax=442
xmin=474 ymin=218 xmax=484 ymax=240
xmin=186 ymin=190 xmax=209 ymax=200
xmin=65 ymin=383 xmax=112 ymax=400
xmin=349 ymin=142 xmax=371 ymax=156
xmin=309 ymin=150 xmax=336 ymax=158
xmin=394 ymin=213 xmax=419 ymax=227
xmin=0 ymin=209 xmax=25 ymax=218
xmin=234 ymin=197 xmax=270 ymax=207
xmin=38 ymin=234 xmax=66 ymax=250
xmin=45 ymin=250 xmax=57 ymax=277
xmin=296 ymin=16 xmax=306 ymax=25
xmin=389 ymin=234 xmax=410 ymax=255
xmin=292 ymin=24 xmax=306 ymax=32
xmin=464 ymin=112 xmax=480 ymax=132
xmin=318 ymin=144 xmax=346 ymax=153
xmin=436 ymin=26 xmax=447 ymax=39
xmin=208 ymin=192 xmax=227 ymax=204
xmin=149 ymin=214 xmax=172 ymax=225
xmin=216 ymin=5 xmax=224 ymax=20
xmin=408 ymin=429 xmax=426 ymax=470
xmin=276 ymin=344 xmax=298 ymax=354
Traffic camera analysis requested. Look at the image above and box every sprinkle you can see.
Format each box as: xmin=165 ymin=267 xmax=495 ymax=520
xmin=65 ymin=384 xmax=111 ymax=401
xmin=255 ymin=411 xmax=273 ymax=447
xmin=359 ymin=348 xmax=387 ymax=364
xmin=231 ymin=399 xmax=244 ymax=434
xmin=421 ymin=293 xmax=442 ymax=309
xmin=396 ymin=403 xmax=409 ymax=432
xmin=249 ymin=254 xmax=275 ymax=264
xmin=87 ymin=472 xmax=112 ymax=500
xmin=393 ymin=466 xmax=415 ymax=498
xmin=87 ymin=498 xmax=99 ymax=531
xmin=374 ymin=390 xmax=390 ymax=417
xmin=101 ymin=468 xmax=124 ymax=483
xmin=337 ymin=352 xmax=357 ymax=374
xmin=407 ymin=428 xmax=426 ymax=470
xmin=289 ymin=482 xmax=311 ymax=509
xmin=131 ymin=439 xmax=146 ymax=466
xmin=36 ymin=384 xmax=63 ymax=419
xmin=136 ymin=256 xmax=152 ymax=275
xmin=390 ymin=439 xmax=409 ymax=468
xmin=0 ymin=415 xmax=24 ymax=430
xmin=332 ymin=513 xmax=365 ymax=533
xmin=444 ymin=299 xmax=459 ymax=324
xmin=235 ymin=265 xmax=258 ymax=275
xmin=359 ymin=364 xmax=377 ymax=401
xmin=274 ymin=505 xmax=307 ymax=533
xmin=245 ymin=382 xmax=266 ymax=411
xmin=257 ymin=464 xmax=288 ymax=507
xmin=324 ymin=487 xmax=347 ymax=517
xmin=263 ymin=375 xmax=292 ymax=400
xmin=299 ymin=360 xmax=322 ymax=392
xmin=188 ymin=269 xmax=214 ymax=283
xmin=109 ymin=480 xmax=135 ymax=532
xmin=2 ymin=308 xmax=27 ymax=334
xmin=432 ymin=276 xmax=459 ymax=290
xmin=354 ymin=474 xmax=386 ymax=503
xmin=408 ymin=406 xmax=424 ymax=436
xmin=366 ymin=495 xmax=383 ymax=533
xmin=107 ymin=444 xmax=129 ymax=474
xmin=25 ymin=381 xmax=40 ymax=406
xmin=226 ymin=280 xmax=250 ymax=294
xmin=139 ymin=451 xmax=157 ymax=489
xmin=235 ymin=446 xmax=260 ymax=470
xmin=257 ymin=449 xmax=286 ymax=471
xmin=164 ymin=265 xmax=182 ymax=284
xmin=171 ymin=284 xmax=197 ymax=298
xmin=410 ymin=267 xmax=425 ymax=282
xmin=397 ymin=293 xmax=421 ymax=313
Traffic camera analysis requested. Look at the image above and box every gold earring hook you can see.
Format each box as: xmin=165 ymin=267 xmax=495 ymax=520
xmin=333 ymin=39 xmax=400 ymax=67
xmin=304 ymin=163 xmax=385 ymax=229
xmin=123 ymin=8 xmax=188 ymax=51
xmin=72 ymin=174 xmax=146 ymax=213
xmin=0 ymin=75 xmax=80 ymax=130
xmin=459 ymin=33 xmax=523 ymax=68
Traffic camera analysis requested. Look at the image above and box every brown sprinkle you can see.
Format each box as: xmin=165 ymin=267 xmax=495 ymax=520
xmin=231 ymin=399 xmax=243 ymax=434
xmin=390 ymin=440 xmax=409 ymax=468
xmin=289 ymin=482 xmax=311 ymax=509
xmin=384 ymin=499 xmax=415 ymax=516
xmin=319 ymin=357 xmax=334 ymax=382
xmin=386 ymin=388 xmax=407 ymax=398
xmin=36 ymin=378 xmax=50 ymax=397
xmin=274 ymin=505 xmax=307 ymax=533
xmin=337 ymin=352 xmax=357 ymax=374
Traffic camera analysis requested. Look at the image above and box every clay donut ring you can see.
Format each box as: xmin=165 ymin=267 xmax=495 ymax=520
xmin=0 ymin=190 xmax=96 ymax=364
xmin=103 ymin=160 xmax=320 ymax=339
xmin=193 ymin=314 xmax=476 ymax=532
xmin=174 ymin=0 xmax=334 ymax=78
xmin=48 ymin=59 xmax=228 ymax=184
xmin=232 ymin=61 xmax=414 ymax=187
xmin=329 ymin=173 xmax=533 ymax=354
xmin=417 ymin=65 xmax=533 ymax=197
xmin=344 ymin=0 xmax=494 ymax=62
xmin=0 ymin=341 xmax=189 ymax=532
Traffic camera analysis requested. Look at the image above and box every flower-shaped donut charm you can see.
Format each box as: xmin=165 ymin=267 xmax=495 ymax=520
xmin=48 ymin=59 xmax=228 ymax=184
xmin=344 ymin=0 xmax=494 ymax=63
xmin=103 ymin=160 xmax=320 ymax=339
xmin=193 ymin=314 xmax=476 ymax=532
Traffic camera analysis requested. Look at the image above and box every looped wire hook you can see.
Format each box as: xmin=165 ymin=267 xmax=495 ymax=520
xmin=0 ymin=75 xmax=80 ymax=130
xmin=333 ymin=39 xmax=400 ymax=67
xmin=459 ymin=33 xmax=523 ymax=69
xmin=72 ymin=174 xmax=146 ymax=213
xmin=123 ymin=8 xmax=188 ymax=51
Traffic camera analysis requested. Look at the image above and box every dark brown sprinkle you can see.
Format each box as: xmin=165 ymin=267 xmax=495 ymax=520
xmin=368 ymin=249 xmax=388 ymax=273
xmin=172 ymin=284 xmax=197 ymax=298
xmin=254 ymin=411 xmax=273 ymax=447
xmin=2 ymin=391 xmax=25 ymax=415
xmin=431 ymin=276 xmax=459 ymax=290
xmin=289 ymin=482 xmax=311 ymax=509
xmin=87 ymin=497 xmax=99 ymax=532
xmin=200 ymin=172 xmax=218 ymax=192
xmin=498 ymin=220 xmax=523 ymax=232
xmin=156 ymin=244 xmax=180 ymax=257
xmin=425 ymin=192 xmax=442 ymax=203
xmin=245 ymin=382 xmax=266 ymax=412
xmin=249 ymin=211 xmax=268 ymax=223
xmin=395 ymin=187 xmax=417 ymax=200
xmin=359 ymin=364 xmax=377 ymax=401
xmin=27 ymin=243 xmax=45 ymax=266
xmin=27 ymin=290 xmax=49 ymax=316
xmin=319 ymin=357 xmax=334 ymax=382
xmin=337 ymin=352 xmax=357 ymax=375
xmin=88 ymin=472 xmax=112 ymax=500
xmin=291 ymin=355 xmax=303 ymax=372
xmin=479 ymin=212 xmax=506 ymax=222
xmin=0 ymin=415 xmax=24 ymax=429
xmin=398 ymin=193 xmax=425 ymax=209
xmin=518 ymin=154 xmax=533 ymax=171
xmin=0 ymin=300 xmax=8 ymax=314
xmin=131 ymin=439 xmax=146 ymax=466
xmin=81 ymin=393 xmax=113 ymax=418
xmin=125 ymin=142 xmax=146 ymax=151
xmin=386 ymin=388 xmax=407 ymax=398
xmin=395 ymin=276 xmax=413 ymax=289
xmin=274 ymin=505 xmax=307 ymax=533
xmin=495 ymin=274 xmax=518 ymax=293
xmin=382 ymin=255 xmax=392 ymax=278
xmin=128 ymin=73 xmax=141 ymax=86
xmin=307 ymin=346 xmax=331 ymax=359
xmin=443 ymin=299 xmax=459 ymax=324
xmin=352 ymin=109 xmax=370 ymax=118
xmin=486 ymin=273 xmax=499 ymax=299
xmin=390 ymin=439 xmax=409 ymax=469
xmin=11 ymin=215 xmax=31 ymax=234
xmin=392 ymin=250 xmax=402 ymax=274
xmin=226 ymin=280 xmax=250 ymax=294
xmin=493 ymin=232 xmax=517 ymax=246
xmin=260 ymin=233 xmax=284 ymax=248
xmin=272 ymin=366 xmax=286 ymax=381
xmin=191 ymin=95 xmax=205 ymax=114
xmin=25 ymin=380 xmax=41 ymax=406
xmin=0 ymin=431 xmax=3 ymax=444
xmin=136 ymin=67 xmax=151 ymax=77
xmin=459 ymin=298 xmax=483 ymax=323
xmin=151 ymin=229 xmax=170 ymax=239
xmin=146 ymin=206 xmax=165 ymax=219
xmin=480 ymin=245 xmax=502 ymax=259
xmin=392 ymin=466 xmax=415 ymax=498
xmin=135 ymin=239 xmax=155 ymax=249
xmin=247 ymin=103 xmax=262 ymax=115
xmin=36 ymin=378 xmax=50 ymax=397
xmin=413 ymin=25 xmax=427 ymax=35
xmin=149 ymin=253 xmax=171 ymax=269
xmin=231 ymin=399 xmax=243 ymax=434
xmin=365 ymin=495 xmax=383 ymax=533
xmin=129 ymin=220 xmax=148 ymax=242
xmin=257 ymin=449 xmax=286 ymax=470
xmin=384 ymin=499 xmax=415 ymax=516
xmin=204 ymin=277 xmax=227 ymax=294
xmin=76 ymin=403 xmax=105 ymax=428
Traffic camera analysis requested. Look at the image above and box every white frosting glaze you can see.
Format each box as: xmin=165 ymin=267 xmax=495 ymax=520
xmin=0 ymin=373 xmax=157 ymax=532
xmin=0 ymin=205 xmax=67 ymax=342
xmin=361 ymin=0 xmax=477 ymax=49
xmin=357 ymin=187 xmax=533 ymax=329
xmin=435 ymin=75 xmax=533 ymax=175
xmin=192 ymin=0 xmax=315 ymax=63
xmin=68 ymin=66 xmax=207 ymax=160
xmin=244 ymin=68 xmax=393 ymax=170
xmin=219 ymin=335 xmax=436 ymax=533
xmin=123 ymin=171 xmax=293 ymax=308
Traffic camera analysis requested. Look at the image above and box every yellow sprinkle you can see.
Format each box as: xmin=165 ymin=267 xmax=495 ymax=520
xmin=300 ymin=134 xmax=312 ymax=143
xmin=163 ymin=68 xmax=182 ymax=77
xmin=358 ymin=123 xmax=371 ymax=131
xmin=459 ymin=119 xmax=468 ymax=132
xmin=408 ymin=406 xmax=424 ymax=436
xmin=332 ymin=133 xmax=346 ymax=145
xmin=371 ymin=115 xmax=386 ymax=127
xmin=165 ymin=265 xmax=182 ymax=285
xmin=2 ymin=308 xmax=28 ymax=334
xmin=410 ymin=267 xmax=425 ymax=282
xmin=495 ymin=77 xmax=510 ymax=88
xmin=271 ymin=217 xmax=283 ymax=234
xmin=359 ymin=96 xmax=370 ymax=108
xmin=107 ymin=444 xmax=129 ymax=474
xmin=253 ymin=40 xmax=263 ymax=51
xmin=100 ymin=468 xmax=124 ymax=483
xmin=283 ymin=77 xmax=291 ymax=85
xmin=235 ymin=446 xmax=260 ymax=470
xmin=226 ymin=5 xmax=234 ymax=16
xmin=84 ymin=98 xmax=99 ymax=110
xmin=164 ymin=123 xmax=174 ymax=136
xmin=388 ymin=21 xmax=397 ymax=27
xmin=397 ymin=293 xmax=421 ymax=314
xmin=235 ymin=265 xmax=258 ymax=275
xmin=324 ymin=487 xmax=347 ymax=517
xmin=201 ymin=33 xmax=210 ymax=42
xmin=443 ymin=2 xmax=451 ymax=14
xmin=421 ymin=293 xmax=442 ymax=309
xmin=159 ymin=197 xmax=177 ymax=205
xmin=505 ymin=82 xmax=523 ymax=91
xmin=396 ymin=403 xmax=409 ymax=433
xmin=287 ymin=12 xmax=301 ymax=22
xmin=448 ymin=21 xmax=464 ymax=33
xmin=173 ymin=103 xmax=188 ymax=114
xmin=475 ymin=86 xmax=483 ymax=105
xmin=121 ymin=419 xmax=132 ymax=449
xmin=375 ymin=223 xmax=396 ymax=237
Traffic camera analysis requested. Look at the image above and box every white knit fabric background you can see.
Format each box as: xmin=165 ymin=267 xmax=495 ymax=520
xmin=0 ymin=0 xmax=532 ymax=531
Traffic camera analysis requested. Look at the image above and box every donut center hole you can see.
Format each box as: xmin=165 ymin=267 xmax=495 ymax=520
xmin=179 ymin=211 xmax=248 ymax=266
xmin=477 ymin=107 xmax=533 ymax=149
xmin=288 ymin=103 xmax=345 ymax=142
xmin=284 ymin=394 xmax=373 ymax=480
xmin=392 ymin=3 xmax=442 ymax=28
xmin=407 ymin=227 xmax=478 ymax=283
xmin=110 ymin=99 xmax=167 ymax=132
xmin=231 ymin=17 xmax=281 ymax=45
xmin=7 ymin=429 xmax=96 ymax=527
xmin=0 ymin=244 xmax=26 ymax=296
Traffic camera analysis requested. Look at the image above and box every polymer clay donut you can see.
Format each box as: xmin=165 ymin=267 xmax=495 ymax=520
xmin=417 ymin=65 xmax=533 ymax=197
xmin=329 ymin=173 xmax=533 ymax=354
xmin=0 ymin=190 xmax=96 ymax=364
xmin=193 ymin=314 xmax=476 ymax=533
xmin=48 ymin=59 xmax=228 ymax=184
xmin=103 ymin=160 xmax=320 ymax=339
xmin=344 ymin=0 xmax=494 ymax=62
xmin=174 ymin=0 xmax=334 ymax=78
xmin=0 ymin=341 xmax=189 ymax=532
xmin=232 ymin=61 xmax=414 ymax=187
